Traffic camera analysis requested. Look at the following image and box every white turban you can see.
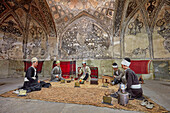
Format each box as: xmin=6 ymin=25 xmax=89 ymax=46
xmin=82 ymin=61 xmax=86 ymax=64
xmin=121 ymin=59 xmax=131 ymax=67
xmin=112 ymin=65 xmax=118 ymax=68
xmin=31 ymin=57 xmax=38 ymax=63
xmin=112 ymin=63 xmax=118 ymax=68
xmin=56 ymin=60 xmax=60 ymax=64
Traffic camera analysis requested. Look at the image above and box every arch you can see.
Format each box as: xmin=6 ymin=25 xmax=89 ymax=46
xmin=59 ymin=11 xmax=111 ymax=49
xmin=58 ymin=11 xmax=112 ymax=59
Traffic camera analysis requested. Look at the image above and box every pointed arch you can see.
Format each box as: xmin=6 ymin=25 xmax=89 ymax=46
xmin=58 ymin=11 xmax=112 ymax=59
xmin=59 ymin=11 xmax=111 ymax=49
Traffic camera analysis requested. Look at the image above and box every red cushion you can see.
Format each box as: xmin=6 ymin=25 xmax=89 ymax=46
xmin=52 ymin=61 xmax=76 ymax=78
xmin=62 ymin=75 xmax=70 ymax=79
xmin=129 ymin=60 xmax=151 ymax=74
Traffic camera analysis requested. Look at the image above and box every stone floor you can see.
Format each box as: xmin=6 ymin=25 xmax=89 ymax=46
xmin=0 ymin=77 xmax=169 ymax=113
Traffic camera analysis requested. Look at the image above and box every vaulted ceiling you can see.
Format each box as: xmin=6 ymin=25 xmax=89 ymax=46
xmin=0 ymin=0 xmax=169 ymax=60
xmin=0 ymin=0 xmax=56 ymax=37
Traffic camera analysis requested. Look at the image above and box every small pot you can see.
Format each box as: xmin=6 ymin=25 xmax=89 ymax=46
xmin=67 ymin=80 xmax=71 ymax=83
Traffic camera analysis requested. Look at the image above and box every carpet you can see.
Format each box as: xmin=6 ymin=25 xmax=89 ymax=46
xmin=0 ymin=79 xmax=168 ymax=113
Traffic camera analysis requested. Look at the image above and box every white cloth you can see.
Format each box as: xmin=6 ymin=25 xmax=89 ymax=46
xmin=121 ymin=59 xmax=131 ymax=67
xmin=112 ymin=65 xmax=118 ymax=68
xmin=24 ymin=77 xmax=36 ymax=81
xmin=32 ymin=66 xmax=36 ymax=77
xmin=130 ymin=84 xmax=141 ymax=89
xmin=116 ymin=71 xmax=118 ymax=75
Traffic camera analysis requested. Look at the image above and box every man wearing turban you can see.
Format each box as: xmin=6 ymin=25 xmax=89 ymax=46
xmin=21 ymin=57 xmax=41 ymax=93
xmin=121 ymin=58 xmax=143 ymax=99
xmin=111 ymin=62 xmax=125 ymax=85
xmin=51 ymin=60 xmax=65 ymax=81
xmin=78 ymin=61 xmax=91 ymax=82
